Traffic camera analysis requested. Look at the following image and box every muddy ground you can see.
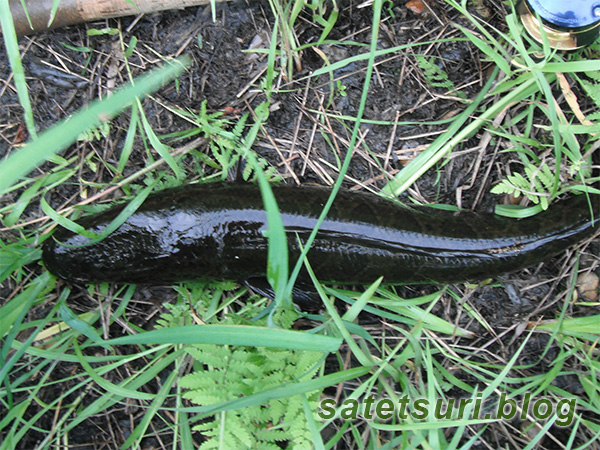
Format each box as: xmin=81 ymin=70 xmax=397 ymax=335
xmin=1 ymin=0 xmax=599 ymax=448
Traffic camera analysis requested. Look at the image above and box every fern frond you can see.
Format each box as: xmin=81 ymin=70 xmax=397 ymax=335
xmin=580 ymin=77 xmax=600 ymax=106
xmin=155 ymin=282 xmax=324 ymax=448
xmin=416 ymin=55 xmax=454 ymax=90
xmin=185 ymin=345 xmax=233 ymax=368
xmin=491 ymin=161 xmax=558 ymax=208
xmin=182 ymin=346 xmax=323 ymax=449
xmin=77 ymin=121 xmax=110 ymax=142
xmin=415 ymin=55 xmax=466 ymax=100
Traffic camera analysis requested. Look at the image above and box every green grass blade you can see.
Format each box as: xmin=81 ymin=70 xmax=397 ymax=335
xmin=121 ymin=368 xmax=180 ymax=449
xmin=61 ymin=349 xmax=185 ymax=434
xmin=0 ymin=241 xmax=41 ymax=284
xmin=41 ymin=182 xmax=156 ymax=243
xmin=287 ymin=0 xmax=384 ymax=295
xmin=138 ymin=100 xmax=183 ymax=179
xmin=57 ymin=300 xmax=107 ymax=348
xmin=0 ymin=56 xmax=190 ymax=194
xmin=186 ymin=366 xmax=370 ymax=417
xmin=0 ymin=273 xmax=53 ymax=380
xmin=0 ymin=0 xmax=37 ymax=138
xmin=239 ymin=100 xmax=291 ymax=310
xmin=381 ymin=65 xmax=501 ymax=196
xmin=104 ymin=324 xmax=343 ymax=352
xmin=73 ymin=342 xmax=156 ymax=400
xmin=535 ymin=315 xmax=600 ymax=339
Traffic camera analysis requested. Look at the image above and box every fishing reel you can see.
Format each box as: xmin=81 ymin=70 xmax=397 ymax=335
xmin=517 ymin=0 xmax=600 ymax=49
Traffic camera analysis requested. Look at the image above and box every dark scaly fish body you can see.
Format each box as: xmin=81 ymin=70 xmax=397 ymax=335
xmin=42 ymin=184 xmax=599 ymax=284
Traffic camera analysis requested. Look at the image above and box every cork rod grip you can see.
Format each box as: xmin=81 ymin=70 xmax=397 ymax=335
xmin=9 ymin=0 xmax=225 ymax=36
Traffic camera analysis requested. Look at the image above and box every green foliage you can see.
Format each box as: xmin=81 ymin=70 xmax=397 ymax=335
xmin=155 ymin=299 xmax=205 ymax=330
xmin=165 ymin=100 xmax=281 ymax=182
xmin=154 ymin=281 xmax=241 ymax=329
xmin=578 ymin=73 xmax=600 ymax=121
xmin=302 ymin=0 xmax=339 ymax=45
xmin=180 ymin=345 xmax=322 ymax=450
xmin=77 ymin=121 xmax=110 ymax=142
xmin=490 ymin=162 xmax=556 ymax=209
xmin=241 ymin=153 xmax=281 ymax=183
xmin=335 ymin=80 xmax=347 ymax=97
xmin=415 ymin=55 xmax=465 ymax=99
xmin=198 ymin=101 xmax=247 ymax=176
xmin=268 ymin=0 xmax=339 ymax=79
xmin=154 ymin=285 xmax=321 ymax=449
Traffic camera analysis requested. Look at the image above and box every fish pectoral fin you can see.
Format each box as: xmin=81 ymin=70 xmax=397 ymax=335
xmin=244 ymin=277 xmax=322 ymax=310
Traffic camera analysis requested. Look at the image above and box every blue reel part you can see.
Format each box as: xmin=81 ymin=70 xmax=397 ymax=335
xmin=518 ymin=0 xmax=600 ymax=49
